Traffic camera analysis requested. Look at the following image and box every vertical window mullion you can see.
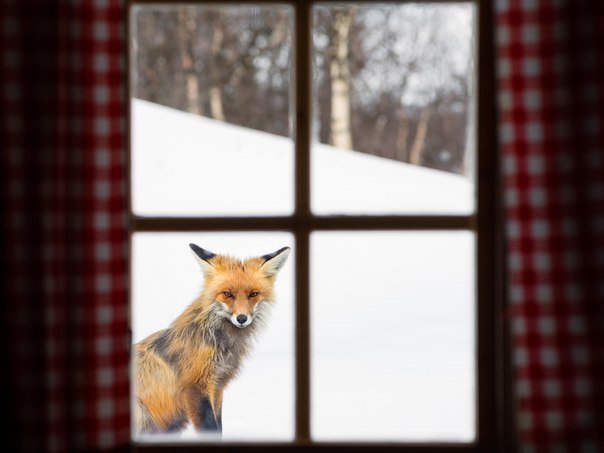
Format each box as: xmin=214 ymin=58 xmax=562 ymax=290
xmin=475 ymin=0 xmax=498 ymax=448
xmin=294 ymin=0 xmax=312 ymax=219
xmin=294 ymin=0 xmax=312 ymax=444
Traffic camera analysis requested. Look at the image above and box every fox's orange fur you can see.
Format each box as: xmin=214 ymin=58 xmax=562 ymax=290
xmin=134 ymin=244 xmax=290 ymax=435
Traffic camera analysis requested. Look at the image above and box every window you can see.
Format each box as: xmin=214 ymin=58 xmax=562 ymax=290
xmin=129 ymin=0 xmax=504 ymax=450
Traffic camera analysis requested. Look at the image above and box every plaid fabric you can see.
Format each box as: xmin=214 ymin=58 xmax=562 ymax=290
xmin=497 ymin=0 xmax=604 ymax=451
xmin=2 ymin=0 xmax=603 ymax=451
xmin=1 ymin=1 xmax=129 ymax=451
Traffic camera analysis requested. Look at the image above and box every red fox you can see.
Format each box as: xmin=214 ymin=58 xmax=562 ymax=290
xmin=134 ymin=244 xmax=291 ymax=435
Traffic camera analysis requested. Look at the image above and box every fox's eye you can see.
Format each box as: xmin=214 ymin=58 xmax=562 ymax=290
xmin=249 ymin=291 xmax=259 ymax=298
xmin=223 ymin=290 xmax=233 ymax=298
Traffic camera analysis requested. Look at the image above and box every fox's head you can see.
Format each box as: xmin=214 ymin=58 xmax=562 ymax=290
xmin=189 ymin=244 xmax=290 ymax=329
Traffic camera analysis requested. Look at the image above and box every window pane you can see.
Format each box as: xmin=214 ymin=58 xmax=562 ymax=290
xmin=130 ymin=5 xmax=294 ymax=216
xmin=311 ymin=3 xmax=476 ymax=215
xmin=131 ymin=233 xmax=295 ymax=442
xmin=311 ymin=231 xmax=475 ymax=441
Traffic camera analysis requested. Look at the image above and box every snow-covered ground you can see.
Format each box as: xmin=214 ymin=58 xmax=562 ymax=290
xmin=131 ymin=99 xmax=474 ymax=216
xmin=131 ymin=99 xmax=476 ymax=443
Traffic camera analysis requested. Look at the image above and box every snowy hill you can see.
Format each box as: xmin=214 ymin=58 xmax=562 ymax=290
xmin=131 ymin=98 xmax=473 ymax=216
xmin=131 ymin=99 xmax=475 ymax=444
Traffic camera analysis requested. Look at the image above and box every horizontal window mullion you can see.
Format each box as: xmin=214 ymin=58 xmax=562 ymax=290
xmin=130 ymin=215 xmax=475 ymax=231
xmin=312 ymin=215 xmax=474 ymax=230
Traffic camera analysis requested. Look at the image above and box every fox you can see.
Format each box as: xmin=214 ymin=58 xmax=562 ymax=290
xmin=134 ymin=243 xmax=291 ymax=435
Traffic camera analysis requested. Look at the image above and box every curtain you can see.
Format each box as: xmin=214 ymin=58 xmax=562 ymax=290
xmin=2 ymin=0 xmax=603 ymax=452
xmin=497 ymin=0 xmax=604 ymax=450
xmin=1 ymin=1 xmax=129 ymax=451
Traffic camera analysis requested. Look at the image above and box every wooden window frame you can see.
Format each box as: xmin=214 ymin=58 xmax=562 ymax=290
xmin=127 ymin=0 xmax=512 ymax=451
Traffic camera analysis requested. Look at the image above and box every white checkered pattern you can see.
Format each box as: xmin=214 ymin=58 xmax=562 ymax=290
xmin=1 ymin=1 xmax=129 ymax=451
xmin=497 ymin=0 xmax=604 ymax=450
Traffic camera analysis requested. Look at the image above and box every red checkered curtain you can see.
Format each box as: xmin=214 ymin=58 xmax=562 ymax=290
xmin=1 ymin=1 xmax=129 ymax=451
xmin=497 ymin=0 xmax=604 ymax=451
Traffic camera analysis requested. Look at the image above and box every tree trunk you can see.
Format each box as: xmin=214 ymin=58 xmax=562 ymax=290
xmin=395 ymin=108 xmax=410 ymax=162
xmin=408 ymin=107 xmax=431 ymax=165
xmin=177 ymin=11 xmax=201 ymax=115
xmin=209 ymin=14 xmax=225 ymax=121
xmin=371 ymin=114 xmax=388 ymax=157
xmin=329 ymin=10 xmax=355 ymax=150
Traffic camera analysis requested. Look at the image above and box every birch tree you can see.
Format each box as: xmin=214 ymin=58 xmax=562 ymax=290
xmin=177 ymin=10 xmax=201 ymax=115
xmin=328 ymin=9 xmax=356 ymax=149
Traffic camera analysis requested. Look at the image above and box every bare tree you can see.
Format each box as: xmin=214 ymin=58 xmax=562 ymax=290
xmin=133 ymin=6 xmax=291 ymax=134
xmin=207 ymin=11 xmax=226 ymax=121
xmin=133 ymin=4 xmax=474 ymax=175
xmin=328 ymin=9 xmax=356 ymax=149
xmin=177 ymin=10 xmax=201 ymax=115
xmin=349 ymin=5 xmax=473 ymax=172
xmin=408 ymin=107 xmax=431 ymax=165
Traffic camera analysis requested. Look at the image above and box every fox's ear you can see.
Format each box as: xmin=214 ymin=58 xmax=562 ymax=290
xmin=261 ymin=246 xmax=291 ymax=277
xmin=189 ymin=243 xmax=216 ymax=274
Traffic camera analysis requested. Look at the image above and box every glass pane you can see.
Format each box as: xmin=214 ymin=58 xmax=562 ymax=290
xmin=311 ymin=231 xmax=475 ymax=441
xmin=130 ymin=5 xmax=294 ymax=216
xmin=131 ymin=233 xmax=295 ymax=442
xmin=311 ymin=3 xmax=476 ymax=215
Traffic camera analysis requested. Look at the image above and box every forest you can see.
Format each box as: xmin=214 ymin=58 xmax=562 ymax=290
xmin=132 ymin=4 xmax=475 ymax=175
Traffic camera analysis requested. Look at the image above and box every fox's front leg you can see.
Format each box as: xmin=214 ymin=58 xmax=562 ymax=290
xmin=182 ymin=385 xmax=222 ymax=434
xmin=213 ymin=389 xmax=224 ymax=432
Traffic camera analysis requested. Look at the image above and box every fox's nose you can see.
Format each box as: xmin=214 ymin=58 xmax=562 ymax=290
xmin=236 ymin=314 xmax=248 ymax=324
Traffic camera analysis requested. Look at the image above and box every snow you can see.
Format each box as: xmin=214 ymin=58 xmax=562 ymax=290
xmin=310 ymin=232 xmax=475 ymax=442
xmin=131 ymin=99 xmax=476 ymax=444
xmin=131 ymin=98 xmax=474 ymax=216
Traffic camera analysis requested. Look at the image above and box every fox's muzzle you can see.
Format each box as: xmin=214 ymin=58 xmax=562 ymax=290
xmin=230 ymin=313 xmax=253 ymax=328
